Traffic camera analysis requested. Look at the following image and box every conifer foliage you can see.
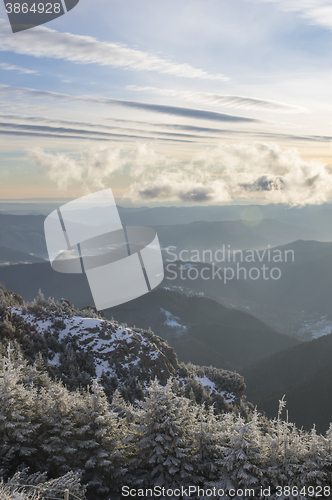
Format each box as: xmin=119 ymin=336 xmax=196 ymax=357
xmin=130 ymin=379 xmax=196 ymax=489
xmin=0 ymin=344 xmax=331 ymax=499
xmin=1 ymin=286 xmax=332 ymax=499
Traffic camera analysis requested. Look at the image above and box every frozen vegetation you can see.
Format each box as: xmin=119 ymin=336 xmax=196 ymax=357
xmin=0 ymin=285 xmax=331 ymax=499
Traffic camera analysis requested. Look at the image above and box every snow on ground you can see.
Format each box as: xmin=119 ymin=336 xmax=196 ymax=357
xmin=0 ymin=261 xmax=35 ymax=266
xmin=196 ymin=375 xmax=216 ymax=391
xmin=220 ymin=390 xmax=235 ymax=403
xmin=7 ymin=307 xmax=237 ymax=403
xmin=160 ymin=308 xmax=187 ymax=333
xmin=8 ymin=307 xmax=162 ymax=376
xmin=161 ymin=285 xmax=185 ymax=293
xmin=161 ymin=285 xmax=205 ymax=297
xmin=49 ymin=352 xmax=60 ymax=366
xmin=181 ymin=263 xmax=197 ymax=269
xmin=95 ymin=359 xmax=113 ymax=377
xmin=298 ymin=315 xmax=332 ymax=339
xmin=9 ymin=307 xmax=54 ymax=331
xmin=196 ymin=375 xmax=235 ymax=402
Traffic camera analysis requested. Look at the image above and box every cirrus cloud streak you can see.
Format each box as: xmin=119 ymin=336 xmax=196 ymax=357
xmin=250 ymin=0 xmax=332 ymax=31
xmin=0 ymin=19 xmax=228 ymax=81
xmin=127 ymin=86 xmax=308 ymax=114
xmin=0 ymin=85 xmax=262 ymax=124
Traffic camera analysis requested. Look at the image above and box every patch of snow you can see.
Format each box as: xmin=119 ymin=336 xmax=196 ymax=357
xmin=181 ymin=263 xmax=197 ymax=269
xmin=196 ymin=376 xmax=235 ymax=402
xmin=196 ymin=376 xmax=216 ymax=391
xmin=49 ymin=352 xmax=60 ymax=366
xmin=220 ymin=390 xmax=236 ymax=403
xmin=0 ymin=261 xmax=35 ymax=266
xmin=161 ymin=285 xmax=205 ymax=298
xmin=298 ymin=315 xmax=332 ymax=339
xmin=149 ymin=351 xmax=160 ymax=361
xmin=95 ymin=359 xmax=111 ymax=377
xmin=9 ymin=307 xmax=167 ymax=379
xmin=160 ymin=308 xmax=187 ymax=332
xmin=9 ymin=307 xmax=54 ymax=331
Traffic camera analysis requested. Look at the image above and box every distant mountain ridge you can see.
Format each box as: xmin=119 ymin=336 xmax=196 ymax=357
xmin=105 ymin=288 xmax=300 ymax=372
xmin=0 ymin=262 xmax=300 ymax=373
xmin=0 ymin=211 xmax=329 ymax=260
xmin=0 ymin=213 xmax=46 ymax=258
xmin=0 ymin=246 xmax=45 ymax=266
xmin=156 ymin=218 xmax=323 ymax=252
xmin=1 ymin=245 xmax=332 ymax=340
xmin=1 ymin=212 xmax=332 ymax=339
xmin=241 ymin=333 xmax=332 ymax=432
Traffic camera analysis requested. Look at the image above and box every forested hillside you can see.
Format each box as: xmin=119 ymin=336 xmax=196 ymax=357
xmin=1 ymin=285 xmax=332 ymax=499
xmin=1 ymin=348 xmax=332 ymax=500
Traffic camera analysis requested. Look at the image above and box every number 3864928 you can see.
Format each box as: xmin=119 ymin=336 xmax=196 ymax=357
xmin=5 ymin=3 xmax=61 ymax=14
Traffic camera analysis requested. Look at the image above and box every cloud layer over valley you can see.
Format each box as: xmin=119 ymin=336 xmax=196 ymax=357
xmin=28 ymin=142 xmax=332 ymax=206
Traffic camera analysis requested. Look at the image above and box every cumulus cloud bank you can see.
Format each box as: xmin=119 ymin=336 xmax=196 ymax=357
xmin=0 ymin=19 xmax=228 ymax=81
xmin=127 ymin=86 xmax=308 ymax=114
xmin=28 ymin=142 xmax=332 ymax=206
xmin=28 ymin=148 xmax=82 ymax=189
xmin=28 ymin=143 xmax=168 ymax=190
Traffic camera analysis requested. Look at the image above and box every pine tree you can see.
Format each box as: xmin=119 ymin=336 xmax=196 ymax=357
xmin=80 ymin=380 xmax=126 ymax=496
xmin=297 ymin=427 xmax=326 ymax=487
xmin=213 ymin=411 xmax=264 ymax=494
xmin=0 ymin=346 xmax=40 ymax=475
xmin=262 ymin=398 xmax=325 ymax=497
xmin=323 ymin=423 xmax=332 ymax=486
xmin=130 ymin=378 xmax=196 ymax=491
xmin=36 ymin=381 xmax=77 ymax=476
xmin=26 ymin=354 xmax=52 ymax=389
xmin=191 ymin=405 xmax=221 ymax=483
xmin=38 ymin=379 xmax=125 ymax=496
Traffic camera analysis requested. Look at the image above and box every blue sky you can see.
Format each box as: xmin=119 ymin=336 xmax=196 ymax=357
xmin=1 ymin=0 xmax=332 ymax=205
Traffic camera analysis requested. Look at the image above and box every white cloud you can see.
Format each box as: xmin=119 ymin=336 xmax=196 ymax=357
xmin=28 ymin=148 xmax=82 ymax=189
xmin=126 ymin=86 xmax=308 ymax=114
xmin=28 ymin=143 xmax=168 ymax=190
xmin=184 ymin=141 xmax=332 ymax=206
xmin=0 ymin=63 xmax=39 ymax=74
xmin=250 ymin=0 xmax=332 ymax=30
xmin=0 ymin=19 xmax=228 ymax=81
xmin=1 ymin=110 xmax=328 ymax=144
xmin=28 ymin=142 xmax=332 ymax=205
xmin=0 ymin=84 xmax=261 ymax=124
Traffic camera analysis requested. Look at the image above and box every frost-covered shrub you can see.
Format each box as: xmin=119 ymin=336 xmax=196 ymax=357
xmin=0 ymin=469 xmax=86 ymax=499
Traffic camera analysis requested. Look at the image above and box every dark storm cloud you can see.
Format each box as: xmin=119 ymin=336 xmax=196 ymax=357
xmin=178 ymin=187 xmax=214 ymax=202
xmin=241 ymin=175 xmax=285 ymax=192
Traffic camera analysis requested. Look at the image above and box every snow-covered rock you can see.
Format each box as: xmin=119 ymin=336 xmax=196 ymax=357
xmin=9 ymin=306 xmax=179 ymax=384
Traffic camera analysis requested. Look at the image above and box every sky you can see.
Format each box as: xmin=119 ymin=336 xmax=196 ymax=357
xmin=1 ymin=0 xmax=332 ymax=205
